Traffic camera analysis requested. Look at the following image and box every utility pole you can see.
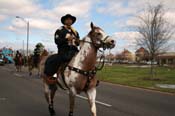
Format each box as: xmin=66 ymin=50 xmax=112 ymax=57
xmin=16 ymin=16 xmax=30 ymax=65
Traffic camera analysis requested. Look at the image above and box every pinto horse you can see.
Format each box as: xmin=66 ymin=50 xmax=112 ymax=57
xmin=40 ymin=22 xmax=115 ymax=116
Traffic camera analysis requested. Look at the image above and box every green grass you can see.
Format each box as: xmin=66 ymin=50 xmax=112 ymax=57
xmin=97 ymin=65 xmax=175 ymax=93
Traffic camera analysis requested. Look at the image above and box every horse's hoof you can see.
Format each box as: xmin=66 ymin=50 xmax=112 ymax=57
xmin=69 ymin=111 xmax=73 ymax=116
xmin=50 ymin=113 xmax=56 ymax=116
xmin=49 ymin=105 xmax=56 ymax=116
xmin=96 ymin=80 xmax=100 ymax=87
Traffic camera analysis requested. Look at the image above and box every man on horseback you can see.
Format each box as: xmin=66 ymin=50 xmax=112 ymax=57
xmin=43 ymin=14 xmax=80 ymax=115
xmin=33 ymin=43 xmax=44 ymax=67
xmin=44 ymin=14 xmax=80 ymax=78
xmin=14 ymin=50 xmax=23 ymax=72
xmin=42 ymin=18 xmax=116 ymax=116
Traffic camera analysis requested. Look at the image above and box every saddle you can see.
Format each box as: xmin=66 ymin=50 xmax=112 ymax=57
xmin=44 ymin=47 xmax=78 ymax=76
xmin=44 ymin=54 xmax=62 ymax=76
xmin=44 ymin=62 xmax=68 ymax=91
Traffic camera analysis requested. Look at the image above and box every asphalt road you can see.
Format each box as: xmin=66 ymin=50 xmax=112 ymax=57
xmin=0 ymin=64 xmax=175 ymax=116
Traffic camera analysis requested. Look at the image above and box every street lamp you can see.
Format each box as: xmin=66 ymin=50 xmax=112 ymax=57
xmin=16 ymin=16 xmax=29 ymax=64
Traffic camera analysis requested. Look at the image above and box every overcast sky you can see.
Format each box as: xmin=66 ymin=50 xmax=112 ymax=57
xmin=0 ymin=0 xmax=175 ymax=54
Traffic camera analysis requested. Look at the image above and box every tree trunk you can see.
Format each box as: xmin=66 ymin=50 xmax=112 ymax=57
xmin=150 ymin=60 xmax=154 ymax=79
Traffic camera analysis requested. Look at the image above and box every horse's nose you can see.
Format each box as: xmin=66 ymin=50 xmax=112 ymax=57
xmin=111 ymin=40 xmax=115 ymax=44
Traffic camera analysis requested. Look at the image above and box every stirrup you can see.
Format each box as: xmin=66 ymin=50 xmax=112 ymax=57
xmin=45 ymin=77 xmax=57 ymax=85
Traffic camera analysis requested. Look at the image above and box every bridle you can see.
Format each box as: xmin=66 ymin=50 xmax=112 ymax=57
xmin=78 ymin=35 xmax=110 ymax=70
xmin=80 ymin=35 xmax=110 ymax=50
xmin=68 ymin=35 xmax=110 ymax=72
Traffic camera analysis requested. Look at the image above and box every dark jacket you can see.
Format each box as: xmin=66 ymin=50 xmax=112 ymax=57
xmin=54 ymin=26 xmax=80 ymax=51
xmin=34 ymin=48 xmax=41 ymax=56
xmin=44 ymin=26 xmax=80 ymax=76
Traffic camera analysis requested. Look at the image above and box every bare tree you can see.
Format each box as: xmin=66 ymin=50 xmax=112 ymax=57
xmin=136 ymin=4 xmax=173 ymax=78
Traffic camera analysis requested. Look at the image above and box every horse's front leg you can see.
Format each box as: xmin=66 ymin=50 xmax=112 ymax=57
xmin=86 ymin=88 xmax=97 ymax=116
xmin=16 ymin=66 xmax=18 ymax=72
xmin=69 ymin=88 xmax=76 ymax=116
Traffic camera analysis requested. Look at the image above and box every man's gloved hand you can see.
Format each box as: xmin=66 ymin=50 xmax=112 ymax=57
xmin=66 ymin=34 xmax=74 ymax=41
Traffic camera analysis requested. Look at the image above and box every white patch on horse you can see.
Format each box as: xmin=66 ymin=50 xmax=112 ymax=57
xmin=78 ymin=36 xmax=91 ymax=66
xmin=71 ymin=36 xmax=91 ymax=69
xmin=65 ymin=36 xmax=92 ymax=86
xmin=64 ymin=66 xmax=78 ymax=86
xmin=70 ymin=87 xmax=77 ymax=95
xmin=67 ymin=73 xmax=77 ymax=85
xmin=53 ymin=73 xmax=57 ymax=78
xmin=99 ymin=30 xmax=108 ymax=41
xmin=87 ymin=88 xmax=97 ymax=116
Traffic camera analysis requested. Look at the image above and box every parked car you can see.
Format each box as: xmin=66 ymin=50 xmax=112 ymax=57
xmin=0 ymin=54 xmax=4 ymax=66
xmin=146 ymin=61 xmax=157 ymax=65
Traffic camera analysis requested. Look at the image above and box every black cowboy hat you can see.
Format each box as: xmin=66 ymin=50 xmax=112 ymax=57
xmin=61 ymin=14 xmax=76 ymax=25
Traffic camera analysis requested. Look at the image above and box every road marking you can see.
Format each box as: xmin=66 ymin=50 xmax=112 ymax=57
xmin=76 ymin=95 xmax=112 ymax=107
xmin=57 ymin=91 xmax=112 ymax=107
xmin=0 ymin=97 xmax=7 ymax=101
xmin=14 ymin=73 xmax=23 ymax=77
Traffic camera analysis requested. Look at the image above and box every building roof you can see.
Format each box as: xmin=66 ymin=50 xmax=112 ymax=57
xmin=106 ymin=53 xmax=115 ymax=59
xmin=157 ymin=52 xmax=175 ymax=59
xmin=135 ymin=47 xmax=148 ymax=53
xmin=121 ymin=49 xmax=131 ymax=55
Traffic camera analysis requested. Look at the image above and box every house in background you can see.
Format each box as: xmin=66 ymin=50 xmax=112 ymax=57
xmin=116 ymin=49 xmax=135 ymax=63
xmin=105 ymin=53 xmax=115 ymax=63
xmin=157 ymin=52 xmax=175 ymax=66
xmin=135 ymin=47 xmax=175 ymax=66
xmin=98 ymin=47 xmax=175 ymax=66
xmin=135 ymin=47 xmax=149 ymax=63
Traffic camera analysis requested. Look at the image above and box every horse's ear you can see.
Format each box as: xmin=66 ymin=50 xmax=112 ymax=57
xmin=90 ymin=22 xmax=94 ymax=30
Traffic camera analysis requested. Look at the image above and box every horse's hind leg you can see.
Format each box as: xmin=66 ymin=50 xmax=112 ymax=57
xmin=28 ymin=66 xmax=32 ymax=76
xmin=16 ymin=66 xmax=19 ymax=72
xmin=19 ymin=66 xmax=22 ymax=72
xmin=17 ymin=66 xmax=20 ymax=72
xmin=43 ymin=81 xmax=57 ymax=116
xmin=86 ymin=88 xmax=97 ymax=116
xmin=37 ymin=67 xmax=41 ymax=77
xmin=15 ymin=66 xmax=17 ymax=72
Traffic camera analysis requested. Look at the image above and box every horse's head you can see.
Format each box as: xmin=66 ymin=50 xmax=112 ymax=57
xmin=41 ymin=49 xmax=49 ymax=56
xmin=88 ymin=22 xmax=115 ymax=49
